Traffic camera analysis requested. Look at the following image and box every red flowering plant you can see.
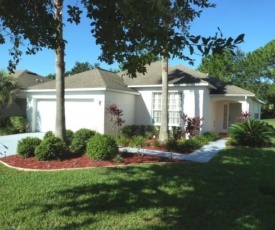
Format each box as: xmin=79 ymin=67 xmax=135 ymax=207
xmin=181 ymin=113 xmax=203 ymax=138
xmin=106 ymin=104 xmax=125 ymax=137
xmin=237 ymin=111 xmax=251 ymax=123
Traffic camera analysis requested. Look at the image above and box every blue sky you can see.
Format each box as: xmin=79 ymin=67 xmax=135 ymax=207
xmin=1 ymin=0 xmax=274 ymax=76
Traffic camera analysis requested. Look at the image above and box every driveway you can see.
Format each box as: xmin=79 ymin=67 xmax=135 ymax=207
xmin=0 ymin=133 xmax=45 ymax=158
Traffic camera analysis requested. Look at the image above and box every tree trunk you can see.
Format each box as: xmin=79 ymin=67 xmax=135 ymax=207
xmin=55 ymin=0 xmax=66 ymax=140
xmin=159 ymin=53 xmax=169 ymax=143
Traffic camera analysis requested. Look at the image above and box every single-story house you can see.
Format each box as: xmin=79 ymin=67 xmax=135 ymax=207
xmin=25 ymin=61 xmax=262 ymax=134
xmin=1 ymin=70 xmax=52 ymax=118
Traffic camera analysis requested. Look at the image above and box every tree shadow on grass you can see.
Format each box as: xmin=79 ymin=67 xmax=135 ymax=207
xmin=13 ymin=148 xmax=275 ymax=229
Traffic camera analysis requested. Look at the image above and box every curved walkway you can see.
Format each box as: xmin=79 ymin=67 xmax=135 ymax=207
xmin=120 ymin=139 xmax=227 ymax=163
xmin=0 ymin=133 xmax=227 ymax=163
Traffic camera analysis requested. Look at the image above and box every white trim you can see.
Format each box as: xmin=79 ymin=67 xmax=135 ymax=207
xmin=24 ymin=87 xmax=139 ymax=95
xmin=128 ymin=82 xmax=216 ymax=89
xmin=210 ymin=94 xmax=255 ymax=97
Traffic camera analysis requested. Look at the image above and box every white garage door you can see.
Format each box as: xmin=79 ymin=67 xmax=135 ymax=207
xmin=36 ymin=99 xmax=101 ymax=132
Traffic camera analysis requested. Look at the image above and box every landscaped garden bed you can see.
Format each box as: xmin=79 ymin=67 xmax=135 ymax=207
xmin=0 ymin=152 xmax=183 ymax=170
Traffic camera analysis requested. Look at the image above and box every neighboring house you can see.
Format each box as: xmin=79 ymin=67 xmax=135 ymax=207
xmin=1 ymin=70 xmax=52 ymax=118
xmin=25 ymin=61 xmax=262 ymax=134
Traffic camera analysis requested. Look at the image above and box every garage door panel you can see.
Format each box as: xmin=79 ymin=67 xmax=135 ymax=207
xmin=36 ymin=99 xmax=100 ymax=132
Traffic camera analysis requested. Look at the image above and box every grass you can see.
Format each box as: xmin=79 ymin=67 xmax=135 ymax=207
xmin=1 ymin=147 xmax=275 ymax=229
xmin=262 ymin=118 xmax=275 ymax=128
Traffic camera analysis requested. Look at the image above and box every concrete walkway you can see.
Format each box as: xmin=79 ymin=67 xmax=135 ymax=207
xmin=119 ymin=139 xmax=227 ymax=163
xmin=0 ymin=133 xmax=45 ymax=157
xmin=0 ymin=133 xmax=227 ymax=163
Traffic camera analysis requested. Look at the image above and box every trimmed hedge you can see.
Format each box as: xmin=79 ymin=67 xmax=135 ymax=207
xmin=70 ymin=128 xmax=96 ymax=153
xmin=86 ymin=134 xmax=118 ymax=160
xmin=17 ymin=137 xmax=42 ymax=158
xmin=35 ymin=136 xmax=67 ymax=160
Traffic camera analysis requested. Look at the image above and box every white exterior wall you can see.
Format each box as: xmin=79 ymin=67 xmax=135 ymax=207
xmin=26 ymin=90 xmax=105 ymax=133
xmin=210 ymin=95 xmax=262 ymax=132
xmin=104 ymin=91 xmax=136 ymax=134
xmin=134 ymin=88 xmax=156 ymax=125
xmin=132 ymin=85 xmax=210 ymax=133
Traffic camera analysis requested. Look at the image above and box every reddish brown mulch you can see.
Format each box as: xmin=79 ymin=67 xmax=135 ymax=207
xmin=0 ymin=152 xmax=184 ymax=170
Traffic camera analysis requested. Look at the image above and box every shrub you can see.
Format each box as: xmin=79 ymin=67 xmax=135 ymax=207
xmin=181 ymin=114 xmax=203 ymax=138
xmin=65 ymin=129 xmax=74 ymax=147
xmin=0 ymin=127 xmax=16 ymax=135
xmin=203 ymin=131 xmax=219 ymax=141
xmin=153 ymin=139 xmax=161 ymax=148
xmin=17 ymin=137 xmax=42 ymax=158
xmin=229 ymin=119 xmax=275 ymax=147
xmin=44 ymin=131 xmax=54 ymax=139
xmin=70 ymin=128 xmax=96 ymax=153
xmin=120 ymin=125 xmax=157 ymax=138
xmin=86 ymin=134 xmax=118 ymax=160
xmin=181 ymin=138 xmax=201 ymax=150
xmin=169 ymin=126 xmax=183 ymax=139
xmin=9 ymin=116 xmax=28 ymax=133
xmin=128 ymin=135 xmax=146 ymax=148
xmin=106 ymin=104 xmax=125 ymax=137
xmin=35 ymin=136 xmax=67 ymax=160
xmin=193 ymin=135 xmax=209 ymax=146
xmin=165 ymin=139 xmax=178 ymax=152
xmin=116 ymin=136 xmax=130 ymax=147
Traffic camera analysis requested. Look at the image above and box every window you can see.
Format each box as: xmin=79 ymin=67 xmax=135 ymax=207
xmin=152 ymin=92 xmax=182 ymax=125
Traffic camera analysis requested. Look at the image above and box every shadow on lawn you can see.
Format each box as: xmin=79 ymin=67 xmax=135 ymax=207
xmin=14 ymin=148 xmax=275 ymax=229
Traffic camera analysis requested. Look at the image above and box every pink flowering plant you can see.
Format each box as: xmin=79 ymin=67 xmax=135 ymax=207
xmin=106 ymin=104 xmax=125 ymax=137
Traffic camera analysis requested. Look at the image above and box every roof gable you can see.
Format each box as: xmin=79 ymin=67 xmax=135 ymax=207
xmin=119 ymin=61 xmax=254 ymax=96
xmin=28 ymin=68 xmax=137 ymax=93
xmin=9 ymin=70 xmax=52 ymax=88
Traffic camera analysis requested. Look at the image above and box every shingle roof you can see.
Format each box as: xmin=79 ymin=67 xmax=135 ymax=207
xmin=9 ymin=70 xmax=52 ymax=98
xmin=9 ymin=70 xmax=52 ymax=88
xmin=119 ymin=61 xmax=254 ymax=96
xmin=26 ymin=61 xmax=254 ymax=96
xmin=28 ymin=68 xmax=137 ymax=94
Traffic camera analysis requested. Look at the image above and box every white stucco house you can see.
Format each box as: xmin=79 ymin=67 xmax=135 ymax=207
xmin=25 ymin=61 xmax=262 ymax=134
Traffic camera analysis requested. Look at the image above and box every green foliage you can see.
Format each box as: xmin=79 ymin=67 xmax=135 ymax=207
xmin=170 ymin=126 xmax=183 ymax=139
xmin=0 ymin=75 xmax=19 ymax=107
xmin=17 ymin=137 xmax=42 ymax=158
xmin=116 ymin=136 xmax=130 ymax=147
xmin=202 ymin=131 xmax=219 ymax=141
xmin=128 ymin=135 xmax=146 ymax=148
xmin=67 ymin=61 xmax=100 ymax=76
xmin=229 ymin=119 xmax=275 ymax=147
xmin=86 ymin=134 xmax=118 ymax=160
xmin=70 ymin=128 xmax=96 ymax=153
xmin=182 ymin=138 xmax=202 ymax=150
xmin=165 ymin=139 xmax=178 ymax=152
xmin=198 ymin=49 xmax=245 ymax=82
xmin=153 ymin=139 xmax=161 ymax=148
xmin=35 ymin=136 xmax=67 ymax=161
xmin=0 ymin=126 xmax=16 ymax=135
xmin=85 ymin=1 xmax=244 ymax=77
xmin=9 ymin=116 xmax=28 ymax=133
xmin=121 ymin=125 xmax=156 ymax=138
xmin=65 ymin=129 xmax=74 ymax=147
xmin=44 ymin=131 xmax=54 ymax=139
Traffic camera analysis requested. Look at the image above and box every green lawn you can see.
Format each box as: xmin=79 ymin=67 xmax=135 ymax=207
xmin=262 ymin=118 xmax=275 ymax=128
xmin=1 ymin=147 xmax=275 ymax=230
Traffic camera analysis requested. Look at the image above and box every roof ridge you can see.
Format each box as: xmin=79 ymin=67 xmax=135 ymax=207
xmin=95 ymin=68 xmax=108 ymax=87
